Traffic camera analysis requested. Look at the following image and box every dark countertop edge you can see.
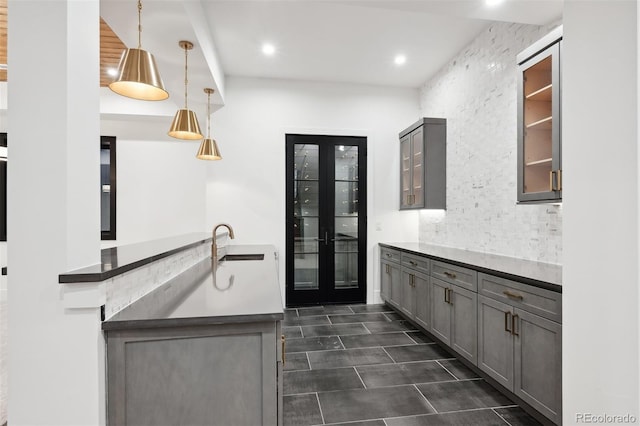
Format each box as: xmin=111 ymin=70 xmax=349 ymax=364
xmin=59 ymin=236 xmax=212 ymax=284
xmin=1 ymin=267 xmax=5 ymax=276
xmin=102 ymin=312 xmax=285 ymax=331
xmin=379 ymin=243 xmax=562 ymax=294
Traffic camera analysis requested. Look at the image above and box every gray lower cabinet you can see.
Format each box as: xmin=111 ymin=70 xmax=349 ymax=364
xmin=478 ymin=294 xmax=562 ymax=425
xmin=381 ymin=260 xmax=402 ymax=309
xmin=400 ymin=268 xmax=429 ymax=329
xmin=105 ymin=320 xmax=282 ymax=426
xmin=430 ymin=277 xmax=477 ymax=364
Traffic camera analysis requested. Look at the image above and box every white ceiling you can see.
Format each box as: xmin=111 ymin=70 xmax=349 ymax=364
xmin=100 ymin=0 xmax=562 ymax=109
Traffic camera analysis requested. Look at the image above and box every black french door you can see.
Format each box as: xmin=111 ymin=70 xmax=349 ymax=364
xmin=286 ymin=134 xmax=367 ymax=307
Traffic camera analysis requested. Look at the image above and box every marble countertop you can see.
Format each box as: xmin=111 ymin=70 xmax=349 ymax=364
xmin=102 ymin=244 xmax=284 ymax=330
xmin=380 ymin=242 xmax=562 ymax=291
xmin=59 ymin=233 xmax=212 ymax=283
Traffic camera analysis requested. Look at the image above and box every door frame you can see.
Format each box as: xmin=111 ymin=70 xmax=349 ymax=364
xmin=285 ymin=134 xmax=367 ymax=307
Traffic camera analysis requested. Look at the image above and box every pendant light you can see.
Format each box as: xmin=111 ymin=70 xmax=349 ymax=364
xmin=108 ymin=0 xmax=169 ymax=101
xmin=168 ymin=41 xmax=203 ymax=140
xmin=196 ymin=88 xmax=222 ymax=161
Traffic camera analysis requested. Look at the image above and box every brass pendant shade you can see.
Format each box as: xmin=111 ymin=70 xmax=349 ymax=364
xmin=196 ymin=138 xmax=222 ymax=160
xmin=168 ymin=109 xmax=203 ymax=140
xmin=196 ymin=88 xmax=222 ymax=161
xmin=109 ymin=48 xmax=168 ymax=101
xmin=108 ymin=0 xmax=169 ymax=101
xmin=168 ymin=40 xmax=203 ymax=140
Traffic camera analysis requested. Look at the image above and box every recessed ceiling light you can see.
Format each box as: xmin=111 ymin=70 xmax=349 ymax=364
xmin=486 ymin=0 xmax=505 ymax=6
xmin=394 ymin=55 xmax=407 ymax=66
xmin=106 ymin=68 xmax=118 ymax=77
xmin=262 ymin=43 xmax=276 ymax=56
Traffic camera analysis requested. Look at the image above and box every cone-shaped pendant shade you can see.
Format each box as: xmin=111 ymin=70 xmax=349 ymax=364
xmin=168 ymin=108 xmax=203 ymax=140
xmin=196 ymin=138 xmax=222 ymax=160
xmin=109 ymin=48 xmax=169 ymax=101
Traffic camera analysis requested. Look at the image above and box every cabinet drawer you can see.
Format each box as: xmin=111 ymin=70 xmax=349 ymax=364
xmin=380 ymin=247 xmax=401 ymax=264
xmin=401 ymin=253 xmax=430 ymax=275
xmin=479 ymin=273 xmax=561 ymax=323
xmin=431 ymin=261 xmax=477 ymax=292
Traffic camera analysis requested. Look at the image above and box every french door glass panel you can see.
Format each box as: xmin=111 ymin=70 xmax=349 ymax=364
xmin=293 ymin=144 xmax=320 ymax=291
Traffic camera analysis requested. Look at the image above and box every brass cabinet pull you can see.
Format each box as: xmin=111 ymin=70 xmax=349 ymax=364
xmin=443 ymin=271 xmax=457 ymax=279
xmin=503 ymin=290 xmax=524 ymax=300
xmin=385 ymin=264 xmax=390 ymax=274
xmin=557 ymin=169 xmax=562 ymax=191
xmin=549 ymin=170 xmax=554 ymax=192
xmin=409 ymin=260 xmax=418 ymax=266
xmin=443 ymin=287 xmax=449 ymax=303
xmin=281 ymin=335 xmax=286 ymax=365
xmin=512 ymin=314 xmax=519 ymax=337
xmin=504 ymin=311 xmax=512 ymax=333
xmin=409 ymin=274 xmax=415 ymax=287
xmin=447 ymin=288 xmax=453 ymax=305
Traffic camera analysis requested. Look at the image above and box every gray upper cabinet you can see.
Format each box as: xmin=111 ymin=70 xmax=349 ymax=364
xmin=517 ymin=27 xmax=562 ymax=203
xmin=399 ymin=118 xmax=446 ymax=210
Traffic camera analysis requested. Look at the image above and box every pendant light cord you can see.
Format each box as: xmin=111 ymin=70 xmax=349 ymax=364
xmin=184 ymin=46 xmax=188 ymax=108
xmin=137 ymin=0 xmax=142 ymax=49
xmin=207 ymin=91 xmax=211 ymax=138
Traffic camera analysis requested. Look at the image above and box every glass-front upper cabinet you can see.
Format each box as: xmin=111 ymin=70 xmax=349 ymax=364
xmin=517 ymin=27 xmax=562 ymax=203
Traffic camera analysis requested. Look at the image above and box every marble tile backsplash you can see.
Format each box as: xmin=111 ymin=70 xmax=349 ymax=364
xmin=418 ymin=22 xmax=562 ymax=264
xmin=104 ymin=243 xmax=209 ymax=319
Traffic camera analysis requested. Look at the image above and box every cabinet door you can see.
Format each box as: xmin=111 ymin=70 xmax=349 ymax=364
xmin=400 ymin=135 xmax=412 ymax=208
xmin=517 ymin=42 xmax=561 ymax=203
xmin=430 ymin=278 xmax=451 ymax=346
xmin=514 ymin=308 xmax=562 ymax=425
xmin=400 ymin=270 xmax=416 ymax=318
xmin=450 ymin=285 xmax=477 ymax=365
xmin=477 ymin=295 xmax=514 ymax=390
xmin=388 ymin=262 xmax=402 ymax=309
xmin=380 ymin=261 xmax=392 ymax=302
xmin=410 ymin=127 xmax=425 ymax=208
xmin=414 ymin=271 xmax=430 ymax=331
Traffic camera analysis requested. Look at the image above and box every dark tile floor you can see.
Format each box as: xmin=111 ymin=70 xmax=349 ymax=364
xmin=283 ymin=304 xmax=542 ymax=426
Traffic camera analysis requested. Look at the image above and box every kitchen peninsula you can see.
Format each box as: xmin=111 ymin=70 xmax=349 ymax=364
xmin=60 ymin=234 xmax=284 ymax=426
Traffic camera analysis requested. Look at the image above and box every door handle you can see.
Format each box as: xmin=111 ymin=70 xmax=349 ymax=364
xmin=512 ymin=314 xmax=519 ymax=337
xmin=504 ymin=311 xmax=512 ymax=333
xmin=315 ymin=232 xmax=329 ymax=245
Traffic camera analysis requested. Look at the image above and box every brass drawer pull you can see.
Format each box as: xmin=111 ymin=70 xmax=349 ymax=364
xmin=443 ymin=271 xmax=457 ymax=279
xmin=512 ymin=314 xmax=519 ymax=337
xmin=281 ymin=335 xmax=286 ymax=365
xmin=504 ymin=311 xmax=512 ymax=333
xmin=409 ymin=260 xmax=418 ymax=266
xmin=503 ymin=290 xmax=524 ymax=300
xmin=385 ymin=253 xmax=393 ymax=258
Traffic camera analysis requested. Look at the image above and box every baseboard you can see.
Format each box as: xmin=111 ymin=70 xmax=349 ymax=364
xmin=385 ymin=302 xmax=557 ymax=426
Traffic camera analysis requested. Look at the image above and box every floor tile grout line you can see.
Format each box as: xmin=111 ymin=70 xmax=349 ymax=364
xmin=306 ymin=351 xmax=312 ymax=371
xmin=404 ymin=330 xmax=420 ymax=344
xmin=352 ymin=365 xmax=368 ymax=389
xmin=380 ymin=346 xmax=397 ymax=363
xmin=413 ymin=383 xmax=439 ymax=414
xmin=336 ymin=335 xmax=346 ymax=351
xmin=314 ymin=392 xmax=327 ymax=425
xmin=492 ymin=407 xmax=515 ymax=426
xmin=299 ymin=325 xmax=304 ymax=338
xmin=435 ymin=359 xmax=460 ymax=381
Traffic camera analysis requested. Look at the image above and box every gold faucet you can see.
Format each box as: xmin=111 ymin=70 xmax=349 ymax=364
xmin=212 ymin=223 xmax=235 ymax=262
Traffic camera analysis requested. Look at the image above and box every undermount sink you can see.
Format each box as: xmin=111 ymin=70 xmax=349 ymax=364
xmin=221 ymin=254 xmax=265 ymax=261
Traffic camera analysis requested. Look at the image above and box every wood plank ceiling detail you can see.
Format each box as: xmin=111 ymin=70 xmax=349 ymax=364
xmin=0 ymin=0 xmax=127 ymax=88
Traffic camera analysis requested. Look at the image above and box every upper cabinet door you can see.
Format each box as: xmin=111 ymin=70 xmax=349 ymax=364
xmin=400 ymin=135 xmax=412 ymax=209
xmin=517 ymin=31 xmax=562 ymax=203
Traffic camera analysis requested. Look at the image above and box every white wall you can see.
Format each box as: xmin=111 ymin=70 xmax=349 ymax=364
xmin=100 ymin=118 xmax=208 ymax=247
xmin=206 ymin=77 xmax=420 ymax=303
xmin=418 ymin=22 xmax=562 ymax=264
xmin=563 ymin=1 xmax=639 ymax=423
